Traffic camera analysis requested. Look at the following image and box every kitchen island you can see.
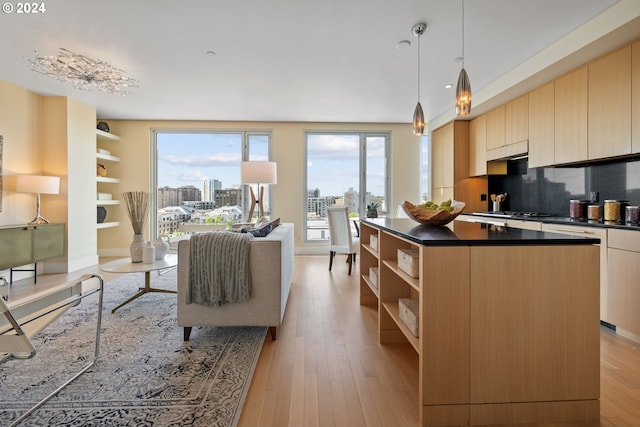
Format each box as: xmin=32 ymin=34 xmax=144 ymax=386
xmin=359 ymin=219 xmax=601 ymax=427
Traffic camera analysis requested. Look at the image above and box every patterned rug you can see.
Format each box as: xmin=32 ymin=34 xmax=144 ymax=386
xmin=0 ymin=269 xmax=266 ymax=426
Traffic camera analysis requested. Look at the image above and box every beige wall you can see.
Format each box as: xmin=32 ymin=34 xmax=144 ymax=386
xmin=101 ymin=120 xmax=421 ymax=255
xmin=0 ymin=81 xmax=98 ymax=277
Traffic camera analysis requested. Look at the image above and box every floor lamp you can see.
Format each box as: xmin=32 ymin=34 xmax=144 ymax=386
xmin=241 ymin=161 xmax=277 ymax=221
xmin=16 ymin=175 xmax=60 ymax=225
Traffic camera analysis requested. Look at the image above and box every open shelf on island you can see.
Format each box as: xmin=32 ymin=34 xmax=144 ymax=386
xmin=382 ymin=301 xmax=419 ymax=353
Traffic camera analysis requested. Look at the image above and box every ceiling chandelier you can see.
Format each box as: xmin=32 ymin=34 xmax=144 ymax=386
xmin=455 ymin=0 xmax=472 ymax=116
xmin=29 ymin=48 xmax=140 ymax=94
xmin=412 ymin=23 xmax=426 ymax=136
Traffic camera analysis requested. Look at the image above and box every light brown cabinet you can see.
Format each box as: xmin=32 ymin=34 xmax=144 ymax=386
xmin=485 ymin=105 xmax=505 ymax=151
xmin=541 ymin=223 xmax=609 ymax=322
xmin=632 ymin=41 xmax=640 ymax=153
xmin=588 ymin=46 xmax=632 ymax=159
xmin=431 ymin=121 xmax=469 ymax=201
xmin=528 ymin=82 xmax=555 ymax=168
xmin=359 ymin=222 xmax=380 ymax=306
xmin=361 ymin=220 xmax=600 ymax=426
xmin=607 ymin=228 xmax=640 ymax=338
xmin=469 ymin=115 xmax=487 ymax=176
xmin=555 ymin=66 xmax=588 ymax=164
xmin=505 ymin=94 xmax=529 ymax=145
xmin=485 ymin=99 xmax=528 ymax=161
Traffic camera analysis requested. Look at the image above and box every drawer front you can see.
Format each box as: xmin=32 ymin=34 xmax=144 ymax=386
xmin=608 ymin=228 xmax=640 ymax=252
xmin=0 ymin=228 xmax=33 ymax=269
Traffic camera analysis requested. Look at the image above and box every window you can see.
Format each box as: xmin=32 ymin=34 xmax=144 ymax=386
xmin=304 ymin=131 xmax=389 ymax=242
xmin=151 ymin=130 xmax=271 ymax=239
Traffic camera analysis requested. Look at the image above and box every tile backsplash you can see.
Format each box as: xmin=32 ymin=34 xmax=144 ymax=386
xmin=488 ymin=157 xmax=640 ymax=216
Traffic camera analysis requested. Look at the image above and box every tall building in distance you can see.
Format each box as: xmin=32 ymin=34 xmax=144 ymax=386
xmin=177 ymin=185 xmax=201 ymax=205
xmin=202 ymin=179 xmax=222 ymax=204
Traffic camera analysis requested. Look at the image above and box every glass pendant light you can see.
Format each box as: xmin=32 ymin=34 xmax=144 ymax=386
xmin=456 ymin=0 xmax=472 ymax=116
xmin=412 ymin=23 xmax=426 ymax=136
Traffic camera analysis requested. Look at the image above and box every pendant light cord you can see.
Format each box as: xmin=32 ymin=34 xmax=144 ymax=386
xmin=461 ymin=0 xmax=465 ymax=69
xmin=417 ymin=32 xmax=421 ymax=103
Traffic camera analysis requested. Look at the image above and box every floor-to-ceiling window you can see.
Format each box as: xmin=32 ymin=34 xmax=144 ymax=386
xmin=152 ymin=130 xmax=271 ymax=239
xmin=304 ymin=131 xmax=390 ymax=242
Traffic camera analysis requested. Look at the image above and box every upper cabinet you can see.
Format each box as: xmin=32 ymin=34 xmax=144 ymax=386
xmin=485 ymin=105 xmax=505 ymax=151
xmin=485 ymin=96 xmax=528 ymax=161
xmin=505 ymin=94 xmax=528 ymax=145
xmin=469 ymin=115 xmax=487 ymax=176
xmin=528 ymin=82 xmax=555 ymax=168
xmin=632 ymin=41 xmax=640 ymax=154
xmin=554 ymin=66 xmax=588 ymax=164
xmin=431 ymin=121 xmax=469 ymax=191
xmin=588 ymin=45 xmax=632 ymax=159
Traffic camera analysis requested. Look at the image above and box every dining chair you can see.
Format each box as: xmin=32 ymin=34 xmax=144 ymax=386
xmin=326 ymin=206 xmax=360 ymax=275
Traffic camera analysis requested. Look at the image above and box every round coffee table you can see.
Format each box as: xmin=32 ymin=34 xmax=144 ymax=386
xmin=101 ymin=254 xmax=178 ymax=313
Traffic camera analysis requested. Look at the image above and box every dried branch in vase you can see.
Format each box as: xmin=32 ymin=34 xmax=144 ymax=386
xmin=122 ymin=191 xmax=149 ymax=234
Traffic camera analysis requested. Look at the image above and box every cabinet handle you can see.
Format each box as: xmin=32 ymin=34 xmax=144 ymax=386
xmin=548 ymin=228 xmax=593 ymax=234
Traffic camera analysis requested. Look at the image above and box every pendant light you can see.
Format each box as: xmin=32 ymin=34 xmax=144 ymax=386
xmin=412 ymin=23 xmax=426 ymax=136
xmin=456 ymin=0 xmax=472 ymax=116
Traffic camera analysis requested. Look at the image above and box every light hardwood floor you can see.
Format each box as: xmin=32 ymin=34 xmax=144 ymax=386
xmin=5 ymin=255 xmax=640 ymax=426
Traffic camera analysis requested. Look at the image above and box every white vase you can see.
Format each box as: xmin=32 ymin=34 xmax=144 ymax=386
xmin=129 ymin=233 xmax=145 ymax=263
xmin=152 ymin=236 xmax=170 ymax=260
xmin=142 ymin=241 xmax=156 ymax=264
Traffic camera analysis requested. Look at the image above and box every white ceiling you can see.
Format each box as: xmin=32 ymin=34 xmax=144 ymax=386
xmin=0 ymin=0 xmax=638 ymax=126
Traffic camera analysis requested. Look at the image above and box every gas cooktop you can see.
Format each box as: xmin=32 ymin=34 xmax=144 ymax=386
xmin=472 ymin=211 xmax=553 ymax=219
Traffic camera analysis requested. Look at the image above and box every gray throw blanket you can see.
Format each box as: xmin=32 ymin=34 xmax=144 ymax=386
xmin=189 ymin=231 xmax=253 ymax=306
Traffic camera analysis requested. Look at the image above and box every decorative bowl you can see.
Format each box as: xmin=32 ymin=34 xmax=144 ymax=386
xmin=401 ymin=200 xmax=466 ymax=226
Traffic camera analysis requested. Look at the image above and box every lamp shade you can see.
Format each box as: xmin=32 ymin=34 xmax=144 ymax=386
xmin=241 ymin=161 xmax=277 ymax=185
xmin=16 ymin=175 xmax=60 ymax=194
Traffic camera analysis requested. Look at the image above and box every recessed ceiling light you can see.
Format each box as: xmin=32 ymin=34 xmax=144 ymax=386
xmin=454 ymin=56 xmax=463 ymax=62
xmin=445 ymin=83 xmax=453 ymax=89
xmin=206 ymin=50 xmax=217 ymax=55
xmin=396 ymin=40 xmax=411 ymax=50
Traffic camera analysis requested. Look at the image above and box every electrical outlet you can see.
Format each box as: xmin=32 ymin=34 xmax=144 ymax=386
xmin=480 ymin=194 xmax=487 ymax=201
xmin=589 ymin=191 xmax=599 ymax=202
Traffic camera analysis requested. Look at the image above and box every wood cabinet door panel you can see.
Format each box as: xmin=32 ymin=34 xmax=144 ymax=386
xmin=608 ymin=248 xmax=640 ymax=336
xmin=486 ymin=105 xmax=506 ymax=151
xmin=528 ymin=82 xmax=555 ymax=168
xmin=588 ymin=46 xmax=631 ymax=159
xmin=555 ymin=66 xmax=588 ymax=164
xmin=505 ymin=94 xmax=528 ymax=145
xmin=469 ymin=116 xmax=487 ymax=176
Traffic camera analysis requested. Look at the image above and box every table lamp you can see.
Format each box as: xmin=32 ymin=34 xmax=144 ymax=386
xmin=16 ymin=174 xmax=60 ymax=224
xmin=240 ymin=161 xmax=277 ymax=221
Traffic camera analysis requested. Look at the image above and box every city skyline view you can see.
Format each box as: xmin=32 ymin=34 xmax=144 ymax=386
xmin=156 ymin=132 xmax=387 ymax=199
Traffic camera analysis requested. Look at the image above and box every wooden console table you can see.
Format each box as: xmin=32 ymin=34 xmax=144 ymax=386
xmin=0 ymin=224 xmax=65 ymax=284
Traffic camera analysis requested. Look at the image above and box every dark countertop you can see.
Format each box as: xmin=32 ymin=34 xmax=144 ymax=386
xmin=469 ymin=212 xmax=640 ymax=232
xmin=361 ymin=218 xmax=601 ymax=246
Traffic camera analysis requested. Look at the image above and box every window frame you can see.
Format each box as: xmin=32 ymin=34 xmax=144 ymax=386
xmin=303 ymin=130 xmax=390 ymax=244
xmin=151 ymin=129 xmax=272 ymax=239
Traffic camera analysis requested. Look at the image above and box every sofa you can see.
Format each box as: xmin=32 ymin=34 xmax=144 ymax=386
xmin=177 ymin=222 xmax=294 ymax=340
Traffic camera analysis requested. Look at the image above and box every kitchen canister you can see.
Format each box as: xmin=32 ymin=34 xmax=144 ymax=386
xmin=604 ymin=200 xmax=622 ymax=222
xmin=625 ymin=206 xmax=640 ymax=225
xmin=587 ymin=205 xmax=602 ymax=221
xmin=569 ymin=200 xmax=588 ymax=220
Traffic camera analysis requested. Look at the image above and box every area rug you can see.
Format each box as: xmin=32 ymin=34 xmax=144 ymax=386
xmin=0 ymin=269 xmax=267 ymax=426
